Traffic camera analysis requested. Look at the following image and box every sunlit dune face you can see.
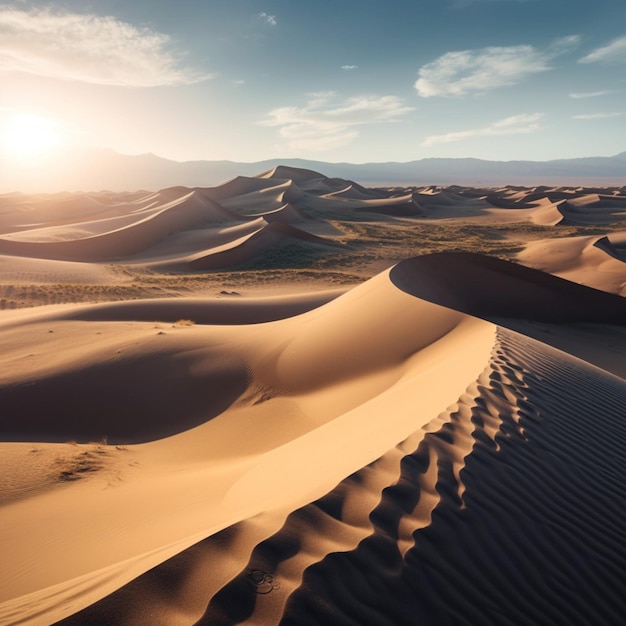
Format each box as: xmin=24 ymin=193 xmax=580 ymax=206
xmin=1 ymin=113 xmax=63 ymax=162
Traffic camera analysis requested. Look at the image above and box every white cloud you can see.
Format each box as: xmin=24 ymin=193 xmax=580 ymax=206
xmin=415 ymin=45 xmax=551 ymax=97
xmin=260 ymin=92 xmax=415 ymax=152
xmin=549 ymin=35 xmax=581 ymax=54
xmin=0 ymin=7 xmax=208 ymax=86
xmin=341 ymin=65 xmax=358 ymax=70
xmin=414 ymin=36 xmax=579 ymax=98
xmin=579 ymin=35 xmax=626 ymax=64
xmin=422 ymin=113 xmax=543 ymax=146
xmin=569 ymin=90 xmax=613 ymax=99
xmin=258 ymin=12 xmax=277 ymax=26
xmin=573 ymin=112 xmax=623 ymax=120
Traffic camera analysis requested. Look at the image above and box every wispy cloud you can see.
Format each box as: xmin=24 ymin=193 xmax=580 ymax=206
xmin=569 ymin=90 xmax=613 ymax=99
xmin=0 ymin=7 xmax=208 ymax=86
xmin=341 ymin=65 xmax=358 ymax=70
xmin=415 ymin=37 xmax=578 ymax=97
xmin=549 ymin=35 xmax=581 ymax=54
xmin=573 ymin=112 xmax=623 ymax=120
xmin=260 ymin=92 xmax=415 ymax=152
xmin=422 ymin=113 xmax=543 ymax=146
xmin=579 ymin=35 xmax=626 ymax=64
xmin=258 ymin=12 xmax=277 ymax=26
xmin=415 ymin=46 xmax=548 ymax=97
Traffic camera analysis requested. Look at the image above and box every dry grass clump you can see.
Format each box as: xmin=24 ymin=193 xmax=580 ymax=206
xmin=173 ymin=319 xmax=195 ymax=326
xmin=2 ymin=212 xmax=625 ymax=310
xmin=57 ymin=440 xmax=109 ymax=482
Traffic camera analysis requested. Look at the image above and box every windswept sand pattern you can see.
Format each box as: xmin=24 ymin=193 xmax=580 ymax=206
xmin=54 ymin=327 xmax=626 ymax=625
xmin=277 ymin=329 xmax=626 ymax=625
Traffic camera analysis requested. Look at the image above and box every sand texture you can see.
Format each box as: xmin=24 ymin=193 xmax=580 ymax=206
xmin=1 ymin=166 xmax=626 ymax=625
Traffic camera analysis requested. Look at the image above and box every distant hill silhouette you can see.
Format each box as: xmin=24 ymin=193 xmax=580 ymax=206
xmin=2 ymin=148 xmax=625 ymax=192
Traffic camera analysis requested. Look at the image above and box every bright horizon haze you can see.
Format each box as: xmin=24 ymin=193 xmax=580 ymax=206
xmin=1 ymin=0 xmax=625 ymax=173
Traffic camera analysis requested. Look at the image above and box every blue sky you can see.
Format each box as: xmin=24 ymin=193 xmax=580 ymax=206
xmin=1 ymin=0 xmax=625 ymax=165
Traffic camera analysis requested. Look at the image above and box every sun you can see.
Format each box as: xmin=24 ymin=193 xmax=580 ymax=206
xmin=1 ymin=113 xmax=64 ymax=162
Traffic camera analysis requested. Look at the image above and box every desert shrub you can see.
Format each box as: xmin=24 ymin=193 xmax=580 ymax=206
xmin=173 ymin=319 xmax=195 ymax=326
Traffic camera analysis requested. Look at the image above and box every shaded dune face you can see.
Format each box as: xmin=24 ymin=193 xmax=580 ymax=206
xmin=56 ymin=328 xmax=626 ymax=626
xmin=390 ymin=252 xmax=626 ymax=324
xmin=0 ymin=350 xmax=249 ymax=443
xmin=188 ymin=222 xmax=337 ymax=271
xmin=57 ymin=294 xmax=340 ymax=325
xmin=0 ymin=291 xmax=342 ymax=444
xmin=593 ymin=234 xmax=626 ymax=260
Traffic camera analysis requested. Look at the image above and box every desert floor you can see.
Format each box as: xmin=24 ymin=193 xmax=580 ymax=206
xmin=1 ymin=166 xmax=625 ymax=625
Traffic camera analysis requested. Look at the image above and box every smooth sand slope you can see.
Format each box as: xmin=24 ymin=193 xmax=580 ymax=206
xmin=1 ymin=167 xmax=626 ymax=625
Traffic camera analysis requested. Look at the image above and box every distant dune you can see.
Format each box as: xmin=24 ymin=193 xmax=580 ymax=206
xmin=1 ymin=166 xmax=624 ymax=277
xmin=1 ymin=166 xmax=626 ymax=625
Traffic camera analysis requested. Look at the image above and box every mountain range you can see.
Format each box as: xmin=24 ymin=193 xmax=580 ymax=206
xmin=3 ymin=149 xmax=625 ymax=192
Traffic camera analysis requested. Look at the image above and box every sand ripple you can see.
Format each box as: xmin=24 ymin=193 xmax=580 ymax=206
xmin=55 ymin=328 xmax=626 ymax=625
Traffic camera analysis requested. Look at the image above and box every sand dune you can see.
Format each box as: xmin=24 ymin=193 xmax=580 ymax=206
xmin=390 ymin=252 xmax=626 ymax=321
xmin=1 ymin=170 xmax=624 ymax=284
xmin=131 ymin=219 xmax=267 ymax=267
xmin=218 ymin=181 xmax=303 ymax=214
xmin=0 ymin=191 xmax=240 ymax=262
xmin=0 ymin=190 xmax=161 ymax=234
xmin=415 ymin=189 xmax=475 ymax=207
xmin=2 ymin=255 xmax=625 ymax=624
xmin=323 ymin=182 xmax=389 ymax=201
xmin=510 ymin=189 xmax=626 ymax=226
xmin=355 ymin=194 xmax=424 ymax=217
xmin=0 ymin=254 xmax=123 ymax=285
xmin=0 ymin=262 xmax=494 ymax=620
xmin=249 ymin=204 xmax=308 ymax=223
xmin=258 ymin=165 xmax=328 ymax=185
xmin=534 ymin=198 xmax=626 ymax=226
xmin=0 ymin=193 xmax=114 ymax=227
xmin=208 ymin=176 xmax=305 ymax=206
xmin=517 ymin=234 xmax=626 ymax=295
xmin=1 ymin=166 xmax=626 ymax=625
xmin=188 ymin=222 xmax=341 ymax=271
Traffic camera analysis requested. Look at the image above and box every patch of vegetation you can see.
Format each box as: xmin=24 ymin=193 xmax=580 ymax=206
xmin=2 ymin=215 xmax=624 ymax=309
xmin=173 ymin=318 xmax=195 ymax=326
xmin=231 ymin=240 xmax=345 ymax=271
xmin=57 ymin=440 xmax=109 ymax=482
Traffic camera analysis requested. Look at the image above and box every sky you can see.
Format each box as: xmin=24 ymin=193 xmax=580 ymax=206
xmin=1 ymin=0 xmax=625 ymax=169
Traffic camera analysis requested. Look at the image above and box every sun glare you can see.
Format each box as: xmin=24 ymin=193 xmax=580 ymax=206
xmin=1 ymin=113 xmax=64 ymax=162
